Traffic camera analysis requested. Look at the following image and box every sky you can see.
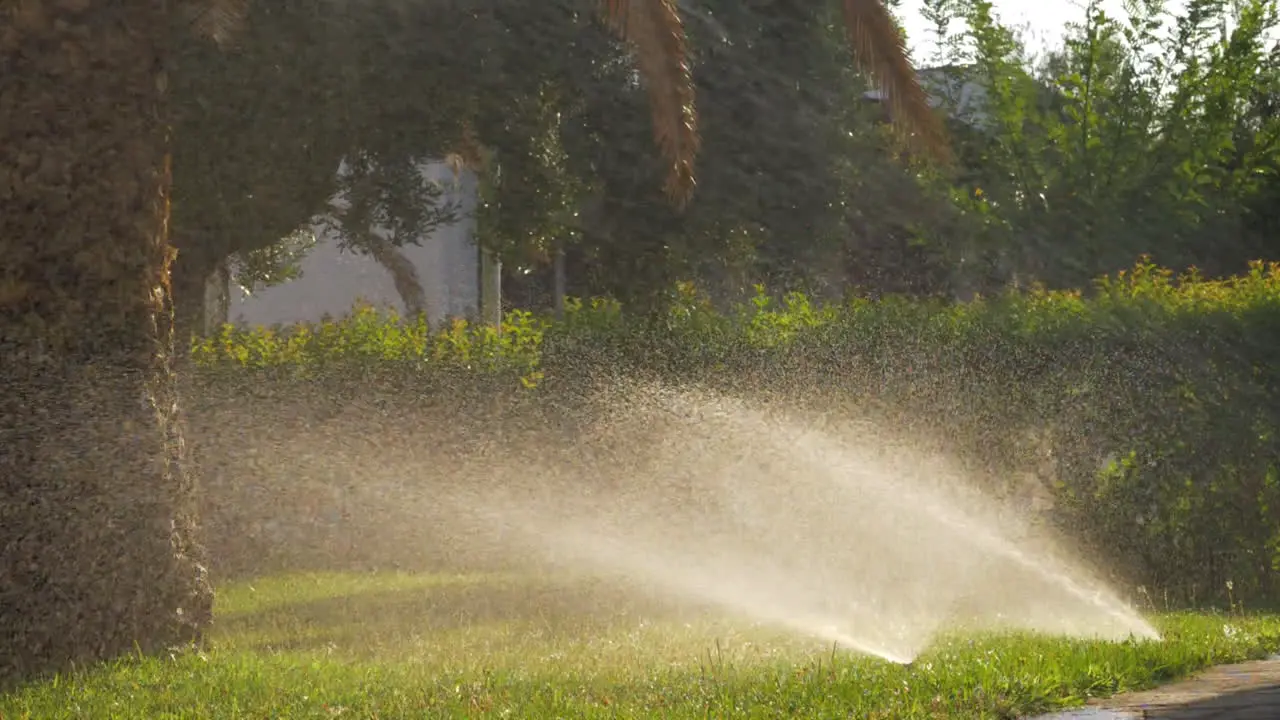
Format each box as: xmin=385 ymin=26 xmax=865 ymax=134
xmin=896 ymin=0 xmax=1181 ymax=61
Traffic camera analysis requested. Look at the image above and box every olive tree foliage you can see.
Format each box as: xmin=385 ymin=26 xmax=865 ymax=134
xmin=167 ymin=0 xmax=684 ymax=324
xmin=461 ymin=0 xmax=955 ymax=307
xmin=168 ymin=0 xmax=475 ymax=326
xmin=170 ymin=0 xmax=956 ymax=323
xmin=920 ymin=0 xmax=1280 ymax=291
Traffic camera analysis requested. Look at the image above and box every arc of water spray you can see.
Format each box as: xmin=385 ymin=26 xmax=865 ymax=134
xmin=537 ymin=523 xmax=919 ymax=664
xmin=651 ymin=389 xmax=1160 ymax=642
xmin=754 ymin=411 xmax=1161 ymax=641
xmin=809 ymin=439 xmax=1153 ymax=638
xmin=466 ymin=384 xmax=1159 ymax=666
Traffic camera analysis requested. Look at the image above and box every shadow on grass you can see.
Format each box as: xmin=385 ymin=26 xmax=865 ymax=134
xmin=213 ymin=575 xmax=691 ymax=658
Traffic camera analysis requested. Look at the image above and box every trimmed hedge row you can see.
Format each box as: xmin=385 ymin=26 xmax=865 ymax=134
xmin=193 ymin=259 xmax=1280 ymax=607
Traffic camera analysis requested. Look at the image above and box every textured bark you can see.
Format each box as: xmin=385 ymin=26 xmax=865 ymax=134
xmin=171 ymin=237 xmax=228 ymax=345
xmin=0 ymin=0 xmax=213 ymax=683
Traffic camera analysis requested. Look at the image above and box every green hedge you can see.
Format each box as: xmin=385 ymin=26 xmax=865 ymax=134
xmin=193 ymin=259 xmax=1280 ymax=608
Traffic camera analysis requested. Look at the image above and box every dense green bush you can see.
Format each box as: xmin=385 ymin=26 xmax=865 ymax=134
xmin=193 ymin=259 xmax=1280 ymax=607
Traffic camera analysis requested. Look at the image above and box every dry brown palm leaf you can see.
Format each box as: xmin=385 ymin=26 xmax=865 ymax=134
xmin=599 ymin=0 xmax=700 ymax=207
xmin=181 ymin=0 xmax=249 ymax=47
xmin=842 ymin=0 xmax=950 ymax=165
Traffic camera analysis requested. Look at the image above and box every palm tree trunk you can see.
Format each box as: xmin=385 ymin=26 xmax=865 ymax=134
xmin=0 ymin=0 xmax=213 ymax=683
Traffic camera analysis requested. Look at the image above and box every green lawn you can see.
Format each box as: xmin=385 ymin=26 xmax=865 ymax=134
xmin=3 ymin=571 xmax=1279 ymax=719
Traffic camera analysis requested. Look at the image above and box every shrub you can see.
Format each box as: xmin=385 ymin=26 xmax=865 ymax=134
xmin=193 ymin=260 xmax=1280 ymax=607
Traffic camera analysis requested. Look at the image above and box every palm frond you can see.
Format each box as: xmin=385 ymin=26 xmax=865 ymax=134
xmin=842 ymin=0 xmax=950 ymax=164
xmin=600 ymin=0 xmax=700 ymax=207
xmin=181 ymin=0 xmax=249 ymax=47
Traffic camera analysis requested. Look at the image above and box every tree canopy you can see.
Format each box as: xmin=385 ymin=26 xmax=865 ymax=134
xmin=171 ymin=0 xmax=1280 ymax=320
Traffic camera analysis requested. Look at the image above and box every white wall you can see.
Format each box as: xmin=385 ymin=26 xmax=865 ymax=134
xmin=862 ymin=65 xmax=995 ymax=129
xmin=228 ymin=160 xmax=481 ymax=330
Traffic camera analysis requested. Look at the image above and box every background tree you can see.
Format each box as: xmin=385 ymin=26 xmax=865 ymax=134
xmin=171 ymin=0 xmax=952 ymax=328
xmin=922 ymin=0 xmax=1280 ymax=292
xmin=499 ymin=0 xmax=958 ymax=308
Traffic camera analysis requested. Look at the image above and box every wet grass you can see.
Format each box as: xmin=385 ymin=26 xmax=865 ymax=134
xmin=3 ymin=571 xmax=1280 ymax=719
